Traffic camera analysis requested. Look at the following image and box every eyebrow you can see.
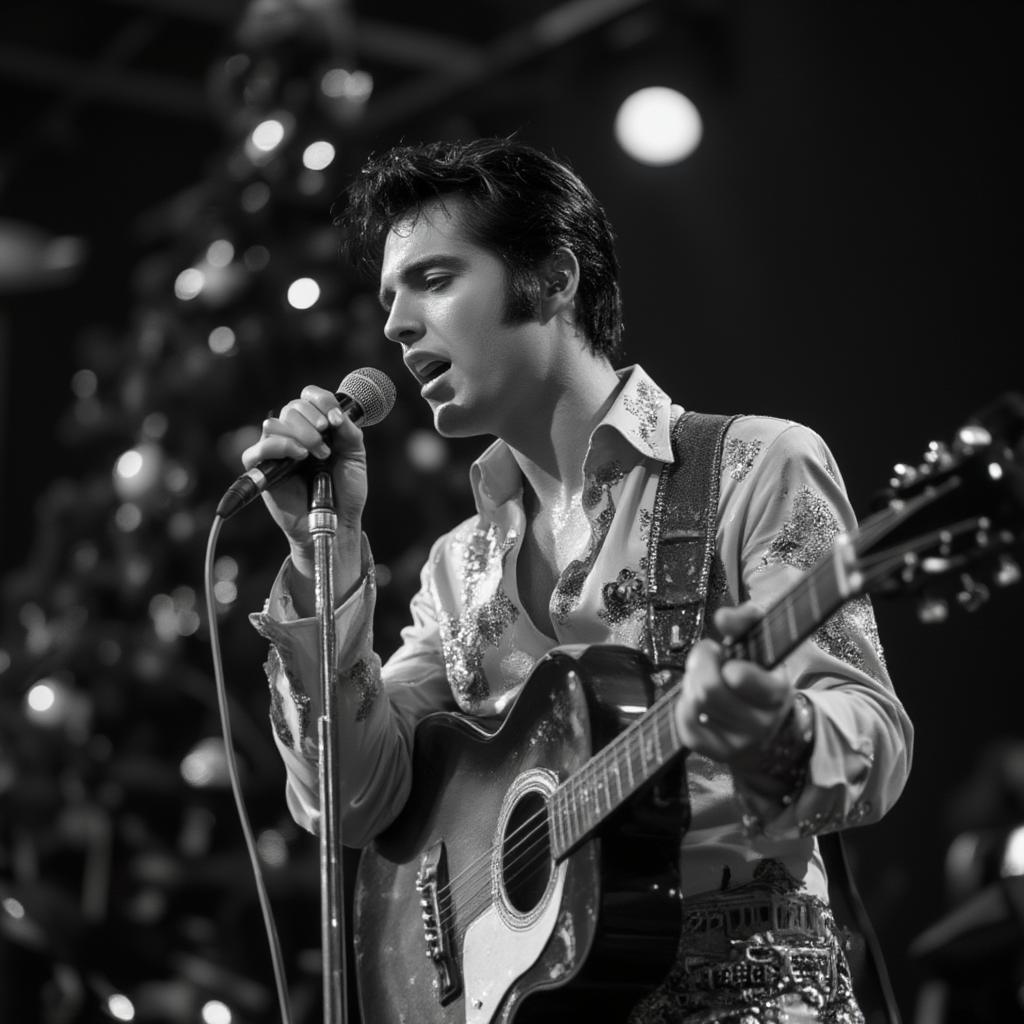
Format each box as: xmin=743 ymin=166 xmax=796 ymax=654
xmin=378 ymin=254 xmax=468 ymax=311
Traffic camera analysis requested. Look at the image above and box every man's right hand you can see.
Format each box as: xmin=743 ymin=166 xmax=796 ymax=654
xmin=241 ymin=385 xmax=368 ymax=597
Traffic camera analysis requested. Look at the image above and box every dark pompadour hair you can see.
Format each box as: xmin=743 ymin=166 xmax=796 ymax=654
xmin=335 ymin=137 xmax=623 ymax=360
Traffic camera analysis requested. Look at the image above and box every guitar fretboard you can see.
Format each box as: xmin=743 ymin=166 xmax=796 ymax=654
xmin=547 ymin=540 xmax=854 ymax=860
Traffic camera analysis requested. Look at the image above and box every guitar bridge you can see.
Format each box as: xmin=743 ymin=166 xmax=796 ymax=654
xmin=416 ymin=841 xmax=461 ymax=1005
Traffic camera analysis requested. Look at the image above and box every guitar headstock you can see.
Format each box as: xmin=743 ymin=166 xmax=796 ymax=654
xmin=857 ymin=392 xmax=1024 ymax=622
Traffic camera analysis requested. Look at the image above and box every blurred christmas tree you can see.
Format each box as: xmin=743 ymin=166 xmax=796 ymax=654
xmin=0 ymin=2 xmax=474 ymax=1021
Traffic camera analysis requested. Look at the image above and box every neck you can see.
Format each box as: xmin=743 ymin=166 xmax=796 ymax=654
xmin=503 ymin=354 xmax=622 ymax=510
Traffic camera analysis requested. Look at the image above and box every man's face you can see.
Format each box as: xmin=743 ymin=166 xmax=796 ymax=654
xmin=379 ymin=197 xmax=548 ymax=439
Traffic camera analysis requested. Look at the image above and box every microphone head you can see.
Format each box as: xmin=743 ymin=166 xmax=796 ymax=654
xmin=337 ymin=367 xmax=396 ymax=427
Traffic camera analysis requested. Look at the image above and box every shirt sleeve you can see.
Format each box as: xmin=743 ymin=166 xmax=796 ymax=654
xmin=249 ymin=534 xmax=455 ymax=848
xmin=716 ymin=420 xmax=914 ymax=840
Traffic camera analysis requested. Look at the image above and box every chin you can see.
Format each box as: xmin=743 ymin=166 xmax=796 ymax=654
xmin=432 ymin=401 xmax=488 ymax=440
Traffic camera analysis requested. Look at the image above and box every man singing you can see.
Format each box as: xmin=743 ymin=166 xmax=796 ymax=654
xmin=244 ymin=138 xmax=912 ymax=1022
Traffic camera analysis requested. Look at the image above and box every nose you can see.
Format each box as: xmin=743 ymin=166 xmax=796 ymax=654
xmin=383 ymin=293 xmax=424 ymax=345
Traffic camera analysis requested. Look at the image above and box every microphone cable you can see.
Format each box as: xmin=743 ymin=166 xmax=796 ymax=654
xmin=204 ymin=512 xmax=294 ymax=1024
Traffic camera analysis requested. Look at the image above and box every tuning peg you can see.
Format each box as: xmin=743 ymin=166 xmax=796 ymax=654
xmin=995 ymin=555 xmax=1022 ymax=588
xmin=923 ymin=440 xmax=955 ymax=469
xmin=890 ymin=462 xmax=919 ymax=490
xmin=917 ymin=595 xmax=949 ymax=624
xmin=954 ymin=424 xmax=992 ymax=454
xmin=956 ymin=574 xmax=990 ymax=612
xmin=900 ymin=552 xmax=919 ymax=584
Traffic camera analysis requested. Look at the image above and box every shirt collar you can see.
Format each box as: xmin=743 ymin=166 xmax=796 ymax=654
xmin=469 ymin=364 xmax=677 ymax=517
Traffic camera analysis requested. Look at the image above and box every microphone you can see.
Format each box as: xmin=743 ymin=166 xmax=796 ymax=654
xmin=216 ymin=367 xmax=396 ymax=520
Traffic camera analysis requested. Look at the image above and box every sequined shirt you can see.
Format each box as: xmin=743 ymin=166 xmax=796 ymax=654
xmin=250 ymin=365 xmax=913 ymax=903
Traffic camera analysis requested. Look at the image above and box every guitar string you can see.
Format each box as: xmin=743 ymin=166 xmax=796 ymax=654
xmin=436 ymin=504 xmax=962 ymax=932
xmin=438 ymin=710 xmax=680 ymax=931
xmin=443 ymin=713 xmax=685 ymax=935
xmin=440 ymin=688 xmax=680 ymax=908
xmin=742 ymin=501 xmax=911 ymax=667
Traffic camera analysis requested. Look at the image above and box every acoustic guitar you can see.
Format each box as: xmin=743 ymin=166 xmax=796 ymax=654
xmin=353 ymin=395 xmax=1024 ymax=1024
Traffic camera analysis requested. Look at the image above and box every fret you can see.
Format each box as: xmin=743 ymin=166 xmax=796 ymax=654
xmin=584 ymin=775 xmax=598 ymax=827
xmin=610 ymin=756 xmax=623 ymax=803
xmin=561 ymin=790 xmax=569 ymax=856
xmin=600 ymin=765 xmax=613 ymax=813
xmin=758 ymin=622 xmax=773 ymax=667
xmin=554 ymin=792 xmax=564 ymax=853
xmin=808 ymin=574 xmax=821 ymax=623
xmin=641 ymin=718 xmax=656 ymax=773
xmin=550 ymin=793 xmax=560 ymax=854
xmin=666 ymin=697 xmax=682 ymax=749
xmin=593 ymin=770 xmax=604 ymax=820
xmin=796 ymin=582 xmax=816 ymax=635
xmin=652 ymin=710 xmax=663 ymax=764
xmin=785 ymin=595 xmax=798 ymax=643
xmin=577 ymin=779 xmax=591 ymax=834
xmin=571 ymin=781 xmax=582 ymax=844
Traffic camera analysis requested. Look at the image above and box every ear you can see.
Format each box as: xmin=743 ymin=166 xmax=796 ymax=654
xmin=538 ymin=247 xmax=580 ymax=324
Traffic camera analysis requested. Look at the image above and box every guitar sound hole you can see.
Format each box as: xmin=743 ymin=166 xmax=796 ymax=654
xmin=501 ymin=790 xmax=552 ymax=914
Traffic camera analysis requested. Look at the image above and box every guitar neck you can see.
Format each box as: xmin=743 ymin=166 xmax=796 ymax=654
xmin=547 ymin=534 xmax=862 ymax=860
xmin=727 ymin=533 xmax=858 ymax=671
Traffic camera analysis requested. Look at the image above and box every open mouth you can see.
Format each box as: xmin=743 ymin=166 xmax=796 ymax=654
xmin=418 ymin=359 xmax=450 ymax=385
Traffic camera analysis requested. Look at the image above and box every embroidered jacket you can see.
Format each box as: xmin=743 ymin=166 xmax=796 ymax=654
xmin=250 ymin=365 xmax=913 ymax=901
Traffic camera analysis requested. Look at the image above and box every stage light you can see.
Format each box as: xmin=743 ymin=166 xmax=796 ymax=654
xmin=251 ymin=118 xmax=285 ymax=153
xmin=174 ymin=267 xmax=205 ymax=301
xmin=201 ymin=1001 xmax=233 ymax=1024
xmin=287 ymin=277 xmax=320 ymax=309
xmin=321 ymin=68 xmax=372 ymax=102
xmin=1002 ymin=825 xmax=1024 ymax=876
xmin=208 ymin=325 xmax=237 ymax=356
xmin=106 ymin=993 xmax=135 ymax=1021
xmin=26 ymin=680 xmax=57 ymax=714
xmin=240 ymin=181 xmax=271 ymax=214
xmin=406 ymin=429 xmax=448 ymax=472
xmin=181 ymin=738 xmax=230 ymax=788
xmin=2 ymin=896 xmax=25 ymax=920
xmin=71 ymin=368 xmax=98 ymax=398
xmin=114 ymin=503 xmax=140 ymax=533
xmin=243 ymin=244 xmax=270 ymax=271
xmin=141 ymin=412 xmax=168 ymax=440
xmin=113 ymin=443 xmax=164 ymax=501
xmin=615 ymin=86 xmax=702 ymax=166
xmin=303 ymin=140 xmax=336 ymax=171
xmin=256 ymin=829 xmax=288 ymax=868
xmin=215 ymin=556 xmax=238 ymax=581
xmin=206 ymin=239 xmax=235 ymax=268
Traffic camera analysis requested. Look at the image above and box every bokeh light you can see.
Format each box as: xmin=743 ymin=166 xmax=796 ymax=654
xmin=615 ymin=86 xmax=703 ymax=165
xmin=287 ymin=277 xmax=320 ymax=309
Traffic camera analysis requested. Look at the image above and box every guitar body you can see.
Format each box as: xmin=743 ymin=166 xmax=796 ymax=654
xmin=353 ymin=646 xmax=687 ymax=1024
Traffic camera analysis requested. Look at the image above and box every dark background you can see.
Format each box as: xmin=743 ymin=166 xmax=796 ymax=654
xmin=1 ymin=1 xmax=1021 ymax=1020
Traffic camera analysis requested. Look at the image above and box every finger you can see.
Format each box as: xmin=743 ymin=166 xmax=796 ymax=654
xmin=276 ymin=403 xmax=333 ymax=458
xmin=713 ymin=602 xmax=763 ymax=640
xmin=684 ymin=640 xmax=787 ymax=727
xmin=299 ymin=385 xmax=346 ymax=425
xmin=721 ymin=659 xmax=793 ymax=711
xmin=241 ymin=427 xmax=312 ymax=469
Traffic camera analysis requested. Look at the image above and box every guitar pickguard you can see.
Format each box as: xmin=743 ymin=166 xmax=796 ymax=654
xmin=462 ymin=867 xmax=567 ymax=1024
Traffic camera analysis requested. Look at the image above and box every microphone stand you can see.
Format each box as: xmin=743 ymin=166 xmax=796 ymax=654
xmin=309 ymin=465 xmax=348 ymax=1024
